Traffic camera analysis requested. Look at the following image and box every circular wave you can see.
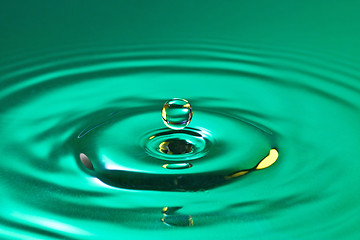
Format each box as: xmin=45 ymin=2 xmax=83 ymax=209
xmin=1 ymin=41 xmax=360 ymax=239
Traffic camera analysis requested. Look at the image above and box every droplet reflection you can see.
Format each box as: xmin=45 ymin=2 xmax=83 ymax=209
xmin=161 ymin=207 xmax=193 ymax=227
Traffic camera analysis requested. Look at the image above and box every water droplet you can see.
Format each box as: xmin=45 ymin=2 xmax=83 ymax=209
xmin=80 ymin=153 xmax=94 ymax=170
xmin=159 ymin=139 xmax=193 ymax=155
xmin=162 ymin=98 xmax=192 ymax=130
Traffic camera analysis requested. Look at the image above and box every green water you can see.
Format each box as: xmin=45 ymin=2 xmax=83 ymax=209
xmin=1 ymin=1 xmax=360 ymax=239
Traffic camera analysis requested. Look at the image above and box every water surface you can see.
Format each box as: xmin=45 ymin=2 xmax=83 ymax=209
xmin=1 ymin=1 xmax=360 ymax=240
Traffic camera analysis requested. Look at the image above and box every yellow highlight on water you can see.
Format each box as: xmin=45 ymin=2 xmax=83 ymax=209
xmin=226 ymin=148 xmax=278 ymax=179
xmin=256 ymin=149 xmax=279 ymax=170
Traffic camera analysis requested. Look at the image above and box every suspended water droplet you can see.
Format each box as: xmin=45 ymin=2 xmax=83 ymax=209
xmin=162 ymin=98 xmax=192 ymax=130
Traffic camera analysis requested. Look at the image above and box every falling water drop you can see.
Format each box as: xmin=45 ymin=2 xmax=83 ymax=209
xmin=162 ymin=98 xmax=193 ymax=130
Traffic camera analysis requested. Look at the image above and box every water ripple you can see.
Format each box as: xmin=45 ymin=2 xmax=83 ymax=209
xmin=1 ymin=42 xmax=360 ymax=238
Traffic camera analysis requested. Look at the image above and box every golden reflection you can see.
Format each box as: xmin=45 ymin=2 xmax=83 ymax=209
xmin=159 ymin=141 xmax=172 ymax=154
xmin=161 ymin=107 xmax=167 ymax=119
xmin=227 ymin=170 xmax=249 ymax=179
xmin=256 ymin=149 xmax=279 ymax=170
xmin=162 ymin=207 xmax=168 ymax=213
xmin=225 ymin=148 xmax=279 ymax=179
xmin=188 ymin=216 xmax=194 ymax=226
xmin=161 ymin=107 xmax=168 ymax=126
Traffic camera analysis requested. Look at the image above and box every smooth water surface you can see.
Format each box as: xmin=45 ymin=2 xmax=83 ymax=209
xmin=1 ymin=1 xmax=360 ymax=240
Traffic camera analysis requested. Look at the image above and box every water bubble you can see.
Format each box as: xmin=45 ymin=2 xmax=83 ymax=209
xmin=162 ymin=98 xmax=193 ymax=130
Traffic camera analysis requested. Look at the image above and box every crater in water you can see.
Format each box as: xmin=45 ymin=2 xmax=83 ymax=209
xmin=158 ymin=138 xmax=194 ymax=155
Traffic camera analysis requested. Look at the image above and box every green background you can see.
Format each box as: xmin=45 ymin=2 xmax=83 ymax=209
xmin=1 ymin=1 xmax=360 ymax=57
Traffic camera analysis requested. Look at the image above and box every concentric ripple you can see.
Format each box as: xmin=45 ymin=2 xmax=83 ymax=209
xmin=74 ymin=101 xmax=274 ymax=191
xmin=1 ymin=42 xmax=360 ymax=239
